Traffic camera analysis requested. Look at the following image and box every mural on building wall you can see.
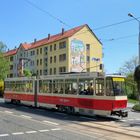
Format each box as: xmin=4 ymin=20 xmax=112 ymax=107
xmin=70 ymin=39 xmax=86 ymax=72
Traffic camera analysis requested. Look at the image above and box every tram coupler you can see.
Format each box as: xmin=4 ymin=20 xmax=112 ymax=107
xmin=111 ymin=109 xmax=128 ymax=117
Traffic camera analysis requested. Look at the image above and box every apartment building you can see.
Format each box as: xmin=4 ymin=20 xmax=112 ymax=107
xmin=5 ymin=24 xmax=103 ymax=77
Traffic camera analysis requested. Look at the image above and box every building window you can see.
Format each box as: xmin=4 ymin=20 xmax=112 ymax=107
xmin=59 ymin=66 xmax=66 ymax=73
xmin=50 ymin=68 xmax=52 ymax=75
xmin=37 ymin=59 xmax=39 ymax=66
xmin=32 ymin=61 xmax=34 ymax=66
xmin=33 ymin=50 xmax=35 ymax=55
xmin=54 ymin=56 xmax=56 ymax=63
xmin=59 ymin=41 xmax=66 ymax=49
xmin=59 ymin=54 xmax=66 ymax=61
xmin=87 ymin=56 xmax=90 ymax=62
xmin=10 ymin=65 xmax=13 ymax=70
xmin=54 ymin=68 xmax=56 ymax=74
xmin=37 ymin=49 xmax=39 ymax=55
xmin=37 ymin=70 xmax=38 ymax=75
xmin=10 ymin=56 xmax=13 ymax=61
xmin=50 ymin=56 xmax=52 ymax=63
xmin=40 ymin=59 xmax=42 ymax=65
xmin=54 ymin=44 xmax=56 ymax=50
xmin=40 ymin=48 xmax=42 ymax=54
xmin=40 ymin=70 xmax=42 ymax=75
xmin=50 ymin=45 xmax=52 ymax=51
xmin=86 ymin=44 xmax=90 ymax=50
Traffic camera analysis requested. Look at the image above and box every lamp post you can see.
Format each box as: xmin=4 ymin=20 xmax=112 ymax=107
xmin=128 ymin=13 xmax=140 ymax=65
xmin=128 ymin=13 xmax=140 ymax=105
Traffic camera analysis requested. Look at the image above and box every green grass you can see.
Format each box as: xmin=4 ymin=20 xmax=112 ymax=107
xmin=128 ymin=98 xmax=138 ymax=104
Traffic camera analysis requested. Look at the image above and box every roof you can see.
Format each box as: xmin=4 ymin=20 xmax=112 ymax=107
xmin=4 ymin=24 xmax=102 ymax=56
xmin=29 ymin=24 xmax=86 ymax=49
xmin=4 ymin=48 xmax=17 ymax=57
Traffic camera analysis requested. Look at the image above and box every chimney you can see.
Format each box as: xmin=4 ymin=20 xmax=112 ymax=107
xmin=62 ymin=28 xmax=64 ymax=35
xmin=34 ymin=38 xmax=37 ymax=43
xmin=48 ymin=34 xmax=50 ymax=40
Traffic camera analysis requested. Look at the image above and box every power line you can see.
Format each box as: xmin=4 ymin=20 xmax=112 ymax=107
xmin=93 ymin=17 xmax=140 ymax=31
xmin=24 ymin=0 xmax=71 ymax=28
xmin=101 ymin=34 xmax=138 ymax=42
xmin=23 ymin=0 xmax=139 ymax=45
xmin=24 ymin=0 xmax=140 ymax=32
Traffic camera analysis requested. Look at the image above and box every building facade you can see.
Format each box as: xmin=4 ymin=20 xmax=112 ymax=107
xmin=5 ymin=24 xmax=103 ymax=77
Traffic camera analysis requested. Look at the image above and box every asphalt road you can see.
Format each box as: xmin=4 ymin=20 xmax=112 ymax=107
xmin=0 ymin=98 xmax=140 ymax=140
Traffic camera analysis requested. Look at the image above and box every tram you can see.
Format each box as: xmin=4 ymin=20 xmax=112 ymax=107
xmin=4 ymin=72 xmax=128 ymax=117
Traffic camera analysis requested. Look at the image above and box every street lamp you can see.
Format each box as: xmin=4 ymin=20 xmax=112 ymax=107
xmin=128 ymin=13 xmax=140 ymax=65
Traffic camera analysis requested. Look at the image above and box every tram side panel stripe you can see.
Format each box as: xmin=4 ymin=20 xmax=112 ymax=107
xmin=4 ymin=93 xmax=127 ymax=111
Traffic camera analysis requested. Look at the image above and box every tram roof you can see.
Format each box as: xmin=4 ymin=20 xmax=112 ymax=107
xmin=39 ymin=72 xmax=105 ymax=79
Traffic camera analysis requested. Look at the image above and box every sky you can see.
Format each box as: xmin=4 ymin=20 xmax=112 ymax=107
xmin=0 ymin=0 xmax=140 ymax=73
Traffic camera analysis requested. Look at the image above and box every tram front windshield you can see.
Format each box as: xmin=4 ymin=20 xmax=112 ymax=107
xmin=112 ymin=77 xmax=126 ymax=96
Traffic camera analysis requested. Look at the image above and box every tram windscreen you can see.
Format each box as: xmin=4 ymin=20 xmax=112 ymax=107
xmin=112 ymin=77 xmax=126 ymax=96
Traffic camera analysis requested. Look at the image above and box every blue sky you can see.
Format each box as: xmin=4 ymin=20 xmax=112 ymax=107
xmin=0 ymin=0 xmax=140 ymax=73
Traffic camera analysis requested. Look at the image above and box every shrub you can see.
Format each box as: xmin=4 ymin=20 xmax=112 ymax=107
xmin=132 ymin=104 xmax=140 ymax=111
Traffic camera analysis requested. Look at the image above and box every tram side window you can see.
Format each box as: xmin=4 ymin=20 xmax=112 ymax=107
xmin=79 ymin=79 xmax=94 ymax=95
xmin=26 ymin=81 xmax=33 ymax=93
xmin=95 ymin=78 xmax=104 ymax=96
xmin=11 ymin=81 xmax=16 ymax=91
xmin=5 ymin=81 xmax=10 ymax=91
xmin=39 ymin=80 xmax=43 ymax=93
xmin=39 ymin=80 xmax=50 ymax=93
xmin=106 ymin=78 xmax=114 ymax=96
xmin=53 ymin=79 xmax=64 ymax=94
xmin=65 ymin=79 xmax=78 ymax=95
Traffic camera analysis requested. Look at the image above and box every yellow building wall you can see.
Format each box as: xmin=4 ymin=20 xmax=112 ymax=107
xmin=34 ymin=38 xmax=69 ymax=75
xmin=45 ymin=38 xmax=69 ymax=75
xmin=68 ymin=26 xmax=102 ymax=72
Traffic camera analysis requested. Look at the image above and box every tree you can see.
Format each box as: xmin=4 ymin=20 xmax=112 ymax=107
xmin=23 ymin=69 xmax=32 ymax=77
xmin=119 ymin=56 xmax=138 ymax=75
xmin=0 ymin=42 xmax=10 ymax=80
xmin=119 ymin=56 xmax=138 ymax=100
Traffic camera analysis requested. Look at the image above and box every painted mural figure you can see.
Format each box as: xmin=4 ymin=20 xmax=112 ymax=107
xmin=70 ymin=39 xmax=85 ymax=72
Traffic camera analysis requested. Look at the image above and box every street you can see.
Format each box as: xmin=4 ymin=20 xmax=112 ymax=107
xmin=0 ymin=98 xmax=140 ymax=140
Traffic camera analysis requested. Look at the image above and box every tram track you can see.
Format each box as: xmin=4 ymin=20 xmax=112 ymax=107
xmin=70 ymin=120 xmax=140 ymax=139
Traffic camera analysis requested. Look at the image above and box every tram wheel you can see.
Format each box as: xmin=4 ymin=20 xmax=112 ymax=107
xmin=58 ymin=105 xmax=64 ymax=112
xmin=66 ymin=106 xmax=75 ymax=114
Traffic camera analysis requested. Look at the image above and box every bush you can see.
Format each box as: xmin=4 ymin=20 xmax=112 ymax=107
xmin=132 ymin=104 xmax=140 ymax=111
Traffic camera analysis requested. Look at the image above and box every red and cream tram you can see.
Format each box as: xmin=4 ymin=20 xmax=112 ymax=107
xmin=4 ymin=72 xmax=128 ymax=117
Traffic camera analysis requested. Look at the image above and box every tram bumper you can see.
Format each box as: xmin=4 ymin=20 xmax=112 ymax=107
xmin=111 ymin=109 xmax=128 ymax=117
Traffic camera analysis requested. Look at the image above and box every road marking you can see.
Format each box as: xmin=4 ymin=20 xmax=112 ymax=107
xmin=120 ymin=119 xmax=127 ymax=122
xmin=39 ymin=129 xmax=50 ymax=132
xmin=20 ymin=115 xmax=32 ymax=119
xmin=128 ymin=119 xmax=134 ymax=121
xmin=51 ymin=128 xmax=61 ymax=131
xmin=12 ymin=132 xmax=24 ymax=135
xmin=25 ymin=131 xmax=37 ymax=134
xmin=0 ymin=134 xmax=9 ymax=137
xmin=4 ymin=110 xmax=13 ymax=114
xmin=135 ymin=118 xmax=140 ymax=121
xmin=43 ymin=120 xmax=59 ymax=125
